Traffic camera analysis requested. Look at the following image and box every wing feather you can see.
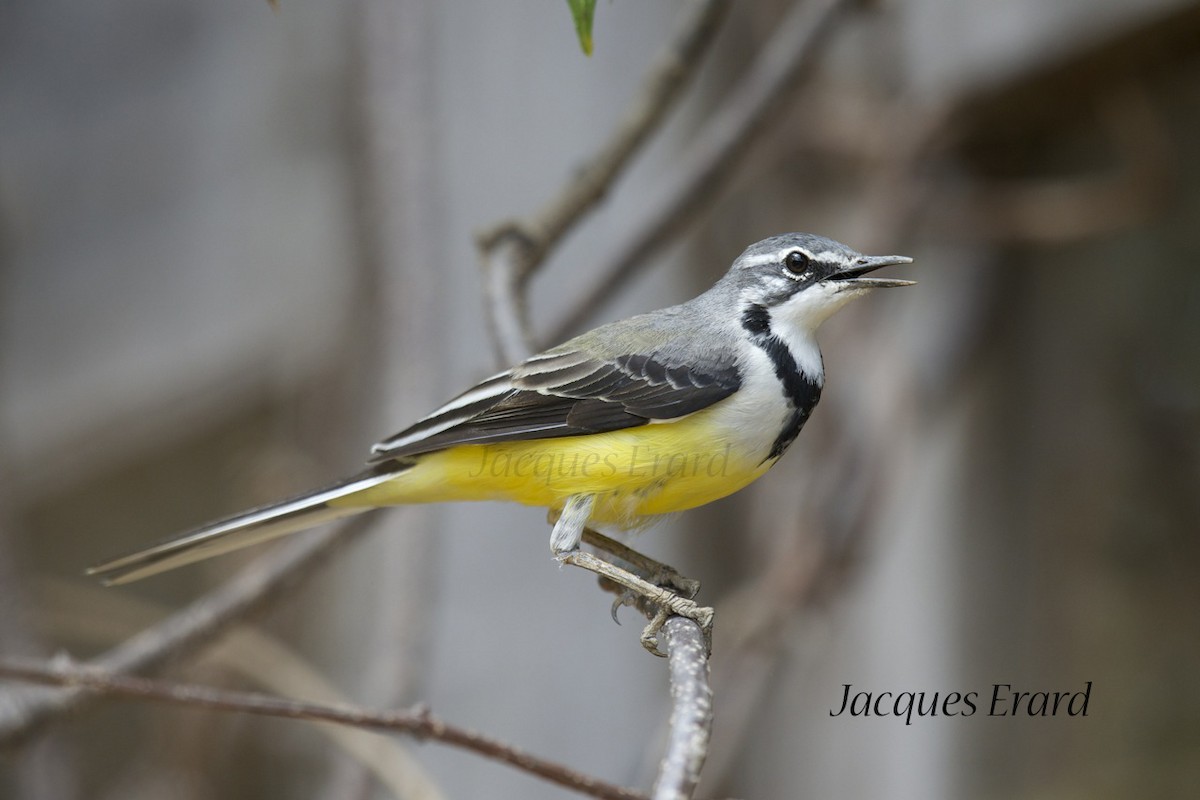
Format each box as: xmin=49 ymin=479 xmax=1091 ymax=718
xmin=369 ymin=347 xmax=741 ymax=463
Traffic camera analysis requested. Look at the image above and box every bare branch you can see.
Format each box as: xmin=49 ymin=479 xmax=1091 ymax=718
xmin=547 ymin=0 xmax=852 ymax=345
xmin=477 ymin=0 xmax=730 ymax=270
xmin=484 ymin=236 xmax=539 ymax=364
xmin=0 ymin=481 xmax=81 ymax=799
xmin=0 ymin=659 xmax=648 ymax=800
xmin=652 ymin=618 xmax=713 ymax=800
xmin=0 ymin=513 xmax=381 ymax=746
xmin=478 ymin=0 xmax=731 ymax=362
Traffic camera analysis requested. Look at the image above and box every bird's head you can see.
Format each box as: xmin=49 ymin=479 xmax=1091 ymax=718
xmin=724 ymin=233 xmax=914 ymax=336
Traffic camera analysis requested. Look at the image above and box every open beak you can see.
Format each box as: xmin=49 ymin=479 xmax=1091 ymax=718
xmin=830 ymin=254 xmax=915 ymax=288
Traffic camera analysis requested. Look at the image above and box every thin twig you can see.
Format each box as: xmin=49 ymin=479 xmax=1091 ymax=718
xmin=546 ymin=0 xmax=852 ymax=345
xmin=477 ymin=0 xmax=729 ymax=269
xmin=0 ymin=659 xmax=648 ymax=800
xmin=0 ymin=481 xmax=81 ymax=800
xmin=651 ymin=618 xmax=713 ymax=800
xmin=33 ymin=578 xmax=445 ymax=800
xmin=484 ymin=236 xmax=538 ymax=363
xmin=478 ymin=0 xmax=731 ymax=362
xmin=0 ymin=513 xmax=380 ymax=746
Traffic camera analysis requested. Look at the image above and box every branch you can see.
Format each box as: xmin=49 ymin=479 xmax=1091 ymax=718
xmin=0 ymin=480 xmax=82 ymax=800
xmin=0 ymin=513 xmax=380 ymax=746
xmin=0 ymin=659 xmax=647 ymax=800
xmin=477 ymin=0 xmax=731 ymax=362
xmin=546 ymin=0 xmax=852 ymax=345
xmin=483 ymin=237 xmax=537 ymax=364
xmin=32 ymin=578 xmax=445 ymax=800
xmin=651 ymin=618 xmax=713 ymax=800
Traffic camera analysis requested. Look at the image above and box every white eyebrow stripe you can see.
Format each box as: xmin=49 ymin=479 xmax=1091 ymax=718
xmin=739 ymin=250 xmax=807 ymax=268
xmin=740 ymin=248 xmax=858 ymax=269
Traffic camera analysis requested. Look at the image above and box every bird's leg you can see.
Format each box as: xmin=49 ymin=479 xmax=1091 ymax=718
xmin=549 ymin=493 xmax=595 ymax=553
xmin=580 ymin=529 xmax=700 ymax=600
xmin=549 ymin=496 xmax=713 ymax=656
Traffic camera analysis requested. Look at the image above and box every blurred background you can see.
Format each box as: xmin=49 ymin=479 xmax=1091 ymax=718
xmin=2 ymin=0 xmax=1199 ymax=798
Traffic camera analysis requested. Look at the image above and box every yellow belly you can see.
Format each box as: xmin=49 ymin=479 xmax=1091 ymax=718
xmin=334 ymin=408 xmax=775 ymax=527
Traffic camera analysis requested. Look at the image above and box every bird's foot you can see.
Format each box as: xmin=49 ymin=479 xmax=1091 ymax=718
xmin=639 ymin=602 xmax=715 ymax=658
xmin=557 ymin=549 xmax=714 ymax=657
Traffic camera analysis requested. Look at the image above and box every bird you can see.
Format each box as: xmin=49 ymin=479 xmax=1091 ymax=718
xmin=89 ymin=232 xmax=912 ymax=649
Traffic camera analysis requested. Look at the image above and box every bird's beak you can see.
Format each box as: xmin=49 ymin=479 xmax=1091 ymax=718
xmin=830 ymin=254 xmax=915 ymax=288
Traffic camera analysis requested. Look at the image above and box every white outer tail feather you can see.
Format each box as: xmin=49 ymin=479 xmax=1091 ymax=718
xmin=87 ymin=470 xmax=399 ymax=585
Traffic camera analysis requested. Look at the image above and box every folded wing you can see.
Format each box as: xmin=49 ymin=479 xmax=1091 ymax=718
xmin=369 ymin=348 xmax=742 ymax=462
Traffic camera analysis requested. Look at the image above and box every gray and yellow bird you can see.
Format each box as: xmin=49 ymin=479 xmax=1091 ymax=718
xmin=90 ymin=233 xmax=912 ymax=644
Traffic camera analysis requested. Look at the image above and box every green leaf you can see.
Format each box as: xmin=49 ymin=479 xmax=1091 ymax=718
xmin=565 ymin=0 xmax=597 ymax=56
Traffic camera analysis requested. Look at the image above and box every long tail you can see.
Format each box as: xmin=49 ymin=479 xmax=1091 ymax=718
xmin=87 ymin=468 xmax=402 ymax=586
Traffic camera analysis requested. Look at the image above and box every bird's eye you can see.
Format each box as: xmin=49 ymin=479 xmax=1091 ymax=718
xmin=784 ymin=251 xmax=810 ymax=276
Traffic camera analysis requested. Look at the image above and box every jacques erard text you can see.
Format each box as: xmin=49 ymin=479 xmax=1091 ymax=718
xmin=829 ymin=682 xmax=1092 ymax=725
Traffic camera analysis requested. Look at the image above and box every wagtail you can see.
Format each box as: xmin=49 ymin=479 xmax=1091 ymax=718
xmin=89 ymin=233 xmax=913 ymax=651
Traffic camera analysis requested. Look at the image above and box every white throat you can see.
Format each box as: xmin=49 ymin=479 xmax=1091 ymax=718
xmin=766 ymin=307 xmax=825 ymax=384
xmin=777 ymin=282 xmax=865 ymax=332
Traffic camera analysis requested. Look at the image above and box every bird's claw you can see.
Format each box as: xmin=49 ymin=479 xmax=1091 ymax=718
xmin=610 ymin=596 xmax=624 ymax=625
xmin=637 ymin=594 xmax=715 ymax=658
